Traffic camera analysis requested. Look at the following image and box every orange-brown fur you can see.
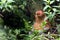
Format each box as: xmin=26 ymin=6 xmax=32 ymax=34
xmin=33 ymin=10 xmax=51 ymax=30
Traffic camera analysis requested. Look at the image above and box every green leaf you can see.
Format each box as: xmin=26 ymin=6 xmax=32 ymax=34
xmin=0 ymin=18 xmax=4 ymax=24
xmin=50 ymin=1 xmax=54 ymax=4
xmin=8 ymin=5 xmax=13 ymax=10
xmin=43 ymin=5 xmax=50 ymax=11
xmin=7 ymin=0 xmax=14 ymax=3
xmin=1 ymin=0 xmax=6 ymax=3
xmin=53 ymin=8 xmax=57 ymax=12
xmin=19 ymin=5 xmax=24 ymax=9
xmin=56 ymin=37 xmax=60 ymax=40
xmin=57 ymin=24 xmax=60 ymax=34
xmin=41 ymin=21 xmax=47 ymax=28
xmin=14 ymin=29 xmax=20 ymax=35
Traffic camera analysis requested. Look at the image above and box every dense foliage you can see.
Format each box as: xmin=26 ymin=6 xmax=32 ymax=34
xmin=0 ymin=0 xmax=60 ymax=40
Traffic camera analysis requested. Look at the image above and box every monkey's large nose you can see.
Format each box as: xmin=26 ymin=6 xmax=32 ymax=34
xmin=37 ymin=13 xmax=43 ymax=17
xmin=36 ymin=10 xmax=44 ymax=16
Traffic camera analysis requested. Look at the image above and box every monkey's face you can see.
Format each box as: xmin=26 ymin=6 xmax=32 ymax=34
xmin=35 ymin=10 xmax=44 ymax=17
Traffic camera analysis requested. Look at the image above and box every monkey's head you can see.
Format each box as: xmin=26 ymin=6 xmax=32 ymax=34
xmin=35 ymin=10 xmax=44 ymax=17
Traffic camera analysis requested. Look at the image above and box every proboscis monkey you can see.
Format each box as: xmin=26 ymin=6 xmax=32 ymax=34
xmin=33 ymin=10 xmax=51 ymax=31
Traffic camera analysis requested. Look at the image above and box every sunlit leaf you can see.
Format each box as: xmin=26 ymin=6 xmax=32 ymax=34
xmin=1 ymin=0 xmax=6 ymax=3
xmin=53 ymin=6 xmax=60 ymax=8
xmin=53 ymin=8 xmax=57 ymax=12
xmin=50 ymin=1 xmax=54 ymax=4
xmin=8 ymin=5 xmax=13 ymax=10
xmin=7 ymin=0 xmax=14 ymax=3
xmin=43 ymin=5 xmax=50 ymax=11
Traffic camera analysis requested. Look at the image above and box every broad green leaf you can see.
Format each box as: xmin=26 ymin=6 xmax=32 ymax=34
xmin=53 ymin=8 xmax=57 ymax=12
xmin=50 ymin=1 xmax=54 ymax=4
xmin=43 ymin=5 xmax=50 ymax=11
